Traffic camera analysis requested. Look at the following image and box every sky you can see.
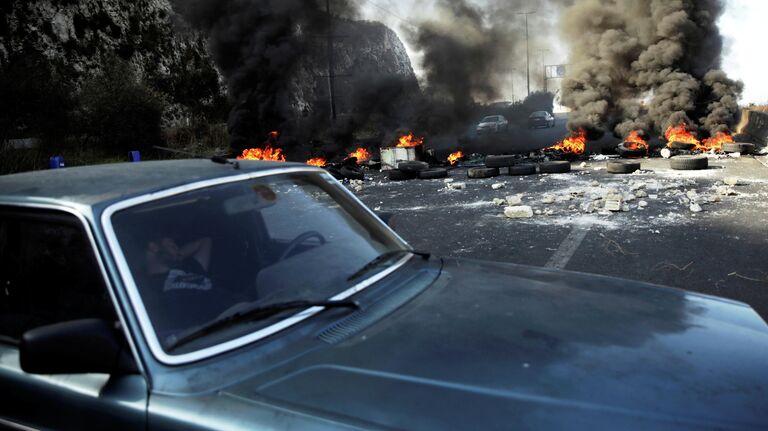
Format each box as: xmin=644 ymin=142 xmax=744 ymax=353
xmin=360 ymin=0 xmax=768 ymax=105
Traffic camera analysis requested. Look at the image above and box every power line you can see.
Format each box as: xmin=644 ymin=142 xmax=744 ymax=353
xmin=362 ymin=0 xmax=417 ymax=28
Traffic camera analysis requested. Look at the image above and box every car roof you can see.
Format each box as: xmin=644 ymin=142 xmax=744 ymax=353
xmin=0 ymin=159 xmax=314 ymax=208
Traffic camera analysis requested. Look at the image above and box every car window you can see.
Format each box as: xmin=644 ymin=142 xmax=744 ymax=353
xmin=0 ymin=208 xmax=116 ymax=345
xmin=110 ymin=172 xmax=407 ymax=354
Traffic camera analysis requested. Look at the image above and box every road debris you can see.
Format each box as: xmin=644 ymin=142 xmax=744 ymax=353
xmin=504 ymin=206 xmax=534 ymax=219
xmin=491 ymin=183 xmax=505 ymax=190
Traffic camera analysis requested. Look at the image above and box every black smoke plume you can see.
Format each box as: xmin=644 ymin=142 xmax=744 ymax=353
xmin=560 ymin=0 xmax=742 ymax=139
xmin=174 ymin=0 xmax=358 ymax=151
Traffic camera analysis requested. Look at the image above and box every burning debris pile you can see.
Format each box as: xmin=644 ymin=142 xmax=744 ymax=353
xmin=558 ymin=0 xmax=744 ymax=150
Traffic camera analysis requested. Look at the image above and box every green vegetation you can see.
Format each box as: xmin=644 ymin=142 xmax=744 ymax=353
xmin=0 ymin=52 xmax=231 ymax=175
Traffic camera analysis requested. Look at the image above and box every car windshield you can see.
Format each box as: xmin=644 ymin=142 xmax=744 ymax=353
xmin=481 ymin=116 xmax=499 ymax=122
xmin=531 ymin=111 xmax=548 ymax=118
xmin=110 ymin=171 xmax=407 ymax=354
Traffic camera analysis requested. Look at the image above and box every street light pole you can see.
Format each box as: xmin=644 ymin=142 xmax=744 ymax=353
xmin=516 ymin=11 xmax=536 ymax=98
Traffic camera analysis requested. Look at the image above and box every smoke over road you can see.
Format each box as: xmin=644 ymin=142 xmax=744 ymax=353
xmin=560 ymin=0 xmax=742 ymax=139
xmin=174 ymin=0 xmax=358 ymax=150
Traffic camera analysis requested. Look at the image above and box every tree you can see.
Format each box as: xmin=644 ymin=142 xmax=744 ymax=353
xmin=78 ymin=57 xmax=167 ymax=153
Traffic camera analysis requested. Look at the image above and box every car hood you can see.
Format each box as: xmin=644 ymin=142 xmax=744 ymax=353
xmin=226 ymin=259 xmax=768 ymax=430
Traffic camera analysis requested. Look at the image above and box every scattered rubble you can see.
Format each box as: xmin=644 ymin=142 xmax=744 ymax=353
xmin=690 ymin=203 xmax=703 ymax=213
xmin=492 ymin=198 xmax=506 ymax=206
xmin=506 ymin=195 xmax=523 ymax=205
xmin=491 ymin=183 xmax=505 ymax=190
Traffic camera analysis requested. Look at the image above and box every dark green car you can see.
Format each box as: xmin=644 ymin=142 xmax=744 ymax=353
xmin=0 ymin=160 xmax=767 ymax=430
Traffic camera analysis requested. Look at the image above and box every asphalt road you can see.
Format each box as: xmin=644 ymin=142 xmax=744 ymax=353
xmin=353 ymin=155 xmax=768 ymax=323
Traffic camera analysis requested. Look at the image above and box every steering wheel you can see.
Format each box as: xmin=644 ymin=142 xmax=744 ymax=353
xmin=278 ymin=231 xmax=326 ymax=261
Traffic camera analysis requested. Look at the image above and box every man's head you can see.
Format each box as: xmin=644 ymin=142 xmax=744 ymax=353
xmin=146 ymin=237 xmax=183 ymax=269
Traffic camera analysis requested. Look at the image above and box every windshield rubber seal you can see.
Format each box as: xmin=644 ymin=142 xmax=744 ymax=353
xmin=100 ymin=166 xmax=412 ymax=366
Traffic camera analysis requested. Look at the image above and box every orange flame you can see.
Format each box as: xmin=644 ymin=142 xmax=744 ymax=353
xmin=236 ymin=145 xmax=286 ymax=161
xmin=448 ymin=151 xmax=464 ymax=165
xmin=701 ymin=131 xmax=734 ymax=152
xmin=347 ymin=147 xmax=371 ymax=163
xmin=396 ymin=132 xmax=424 ymax=148
xmin=306 ymin=157 xmax=327 ymax=167
xmin=665 ymin=123 xmax=700 ymax=147
xmin=549 ymin=129 xmax=587 ymax=155
xmin=624 ymin=131 xmax=648 ymax=154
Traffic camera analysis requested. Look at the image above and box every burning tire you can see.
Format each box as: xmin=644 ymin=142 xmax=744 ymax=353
xmin=485 ymin=155 xmax=517 ymax=168
xmin=616 ymin=142 xmax=646 ymax=158
xmin=419 ymin=168 xmax=449 ymax=179
xmin=669 ymin=141 xmax=696 ymax=150
xmin=670 ymin=155 xmax=708 ymax=170
xmin=722 ymin=142 xmax=755 ymax=154
xmin=467 ymin=167 xmax=500 ymax=179
xmin=398 ymin=161 xmax=429 ymax=173
xmin=539 ymin=161 xmax=571 ymax=174
xmin=508 ymin=164 xmax=537 ymax=176
xmin=340 ymin=166 xmax=364 ymax=181
xmin=388 ymin=169 xmax=417 ymax=181
xmin=607 ymin=160 xmax=641 ymax=174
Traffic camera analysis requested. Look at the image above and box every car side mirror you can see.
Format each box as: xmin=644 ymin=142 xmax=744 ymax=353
xmin=20 ymin=319 xmax=138 ymax=375
xmin=375 ymin=211 xmax=395 ymax=228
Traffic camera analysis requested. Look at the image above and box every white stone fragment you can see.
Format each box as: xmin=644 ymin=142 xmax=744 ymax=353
xmin=649 ymin=194 xmax=658 ymax=199
xmin=579 ymin=162 xmax=587 ymax=168
xmin=689 ymin=203 xmax=703 ymax=213
xmin=604 ymin=199 xmax=622 ymax=212
xmin=353 ymin=185 xmax=364 ymax=192
xmin=661 ymin=148 xmax=672 ymax=159
xmin=491 ymin=183 xmax=505 ymax=190
xmin=492 ymin=198 xmax=506 ymax=206
xmin=623 ymin=193 xmax=636 ymax=202
xmin=448 ymin=182 xmax=466 ymax=190
xmin=634 ymin=190 xmax=648 ymax=198
xmin=638 ymin=200 xmax=648 ymax=208
xmin=730 ymin=152 xmax=741 ymax=158
xmin=444 ymin=178 xmax=455 ymax=183
xmin=506 ymin=195 xmax=523 ymax=205
xmin=534 ymin=209 xmax=543 ymax=215
xmin=723 ymin=177 xmax=740 ymax=186
xmin=598 ymin=210 xmax=613 ymax=216
xmin=568 ymin=204 xmax=577 ymax=210
xmin=581 ymin=202 xmax=596 ymax=213
xmin=504 ymin=206 xmax=534 ymax=219
xmin=590 ymin=181 xmax=600 ymax=187
xmin=542 ymin=194 xmax=556 ymax=204
xmin=715 ymin=186 xmax=737 ymax=196
xmin=708 ymin=195 xmax=721 ymax=203
xmin=621 ymin=204 xmax=630 ymax=212
xmin=557 ymin=195 xmax=572 ymax=202
xmin=544 ymin=209 xmax=555 ymax=216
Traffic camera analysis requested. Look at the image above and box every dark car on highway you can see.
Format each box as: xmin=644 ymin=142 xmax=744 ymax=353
xmin=528 ymin=110 xmax=556 ymax=128
xmin=1 ymin=160 xmax=767 ymax=430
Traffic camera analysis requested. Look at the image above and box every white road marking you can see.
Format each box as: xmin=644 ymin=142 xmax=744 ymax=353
xmin=545 ymin=223 xmax=593 ymax=270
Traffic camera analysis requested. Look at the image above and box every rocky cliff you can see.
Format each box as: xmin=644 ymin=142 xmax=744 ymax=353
xmin=0 ymin=0 xmax=225 ymax=124
xmin=290 ymin=19 xmax=418 ymax=119
xmin=0 ymin=1 xmax=417 ymax=138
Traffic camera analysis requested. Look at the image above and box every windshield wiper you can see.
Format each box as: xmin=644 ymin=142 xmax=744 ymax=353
xmin=166 ymin=299 xmax=360 ymax=351
xmin=347 ymin=249 xmax=430 ymax=282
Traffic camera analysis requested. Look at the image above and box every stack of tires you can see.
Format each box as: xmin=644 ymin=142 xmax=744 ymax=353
xmin=388 ymin=161 xmax=449 ymax=181
xmin=475 ymin=155 xmax=571 ymax=178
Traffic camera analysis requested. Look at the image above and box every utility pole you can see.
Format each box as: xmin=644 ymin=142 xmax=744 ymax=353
xmin=326 ymin=0 xmax=337 ymax=124
xmin=516 ymin=11 xmax=536 ymax=98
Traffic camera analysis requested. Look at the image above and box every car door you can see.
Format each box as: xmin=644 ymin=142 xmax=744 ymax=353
xmin=0 ymin=206 xmax=147 ymax=430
